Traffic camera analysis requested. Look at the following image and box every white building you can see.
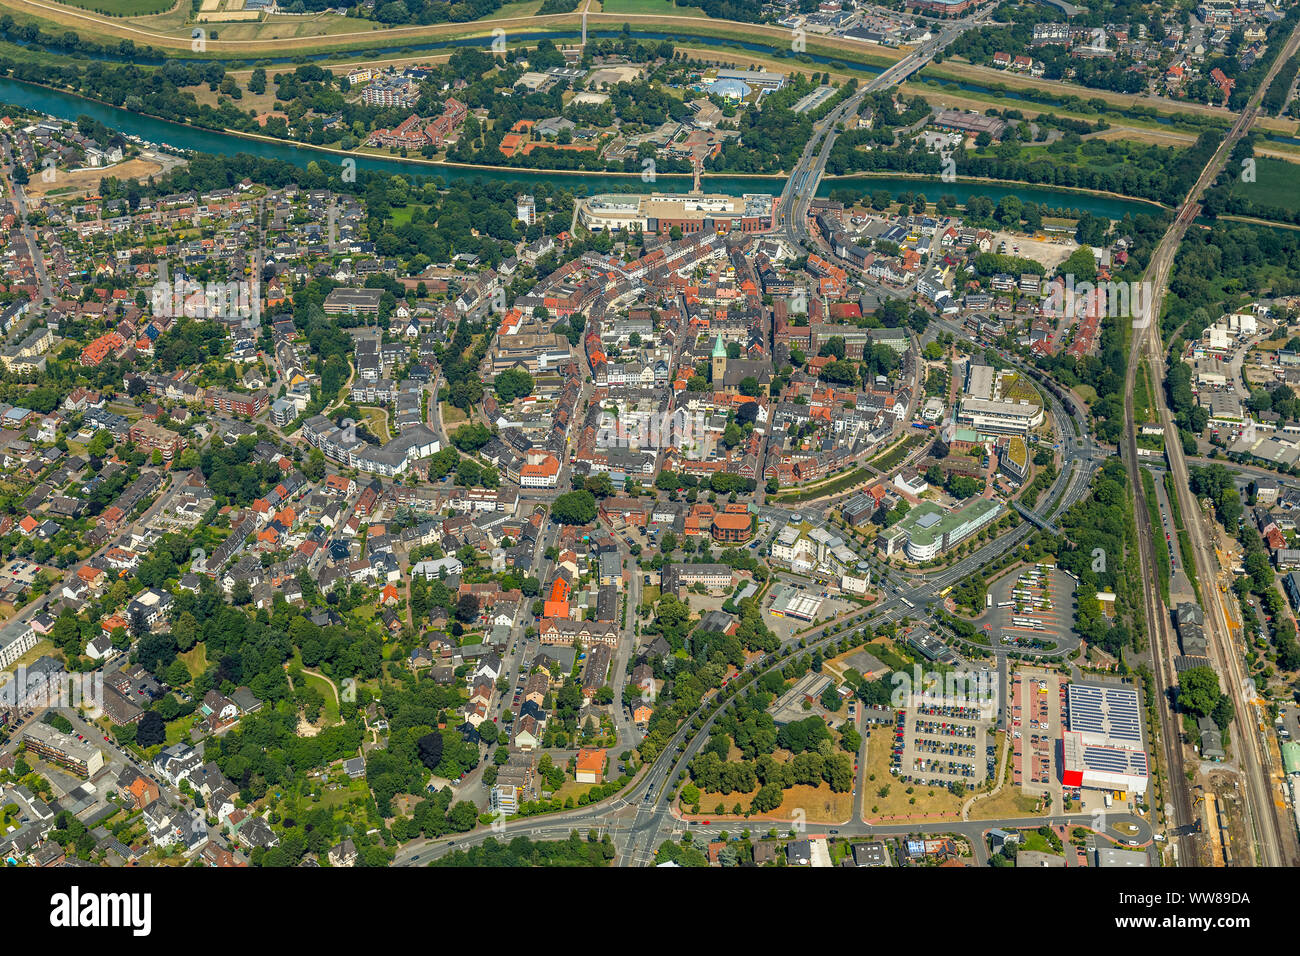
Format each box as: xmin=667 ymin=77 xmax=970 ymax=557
xmin=956 ymin=398 xmax=1044 ymax=435
xmin=516 ymin=194 xmax=536 ymax=226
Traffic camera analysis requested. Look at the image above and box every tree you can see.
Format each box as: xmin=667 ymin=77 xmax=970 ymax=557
xmin=1177 ymin=666 xmax=1221 ymax=719
xmin=231 ymin=580 xmax=253 ymax=606
xmin=450 ymin=422 xmax=492 ymax=452
xmin=165 ymin=660 xmax=191 ymax=687
xmin=494 ymin=367 xmax=535 ymax=403
xmin=136 ymin=711 xmax=166 ymax=749
xmin=417 ymin=732 xmax=444 ymax=771
xmin=584 ymin=472 xmax=614 ymax=498
xmin=456 ymin=592 xmax=479 ymax=624
xmin=552 ymin=490 xmax=597 ymax=525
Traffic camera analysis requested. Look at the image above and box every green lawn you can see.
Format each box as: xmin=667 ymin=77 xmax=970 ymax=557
xmin=60 ymin=0 xmax=175 ymax=13
xmin=1133 ymin=360 xmax=1153 ymax=424
xmin=1228 ymin=156 xmax=1300 ymax=212
xmin=869 ymin=433 xmax=927 ymax=471
xmin=1019 ymin=830 xmax=1064 ymax=856
xmin=601 ymin=0 xmax=710 ymax=15
xmin=178 ymin=643 xmax=208 ymax=680
xmin=488 ymin=0 xmax=546 ymax=17
xmin=387 ymin=203 xmax=430 ymax=227
xmin=275 ymin=776 xmax=375 ymax=821
xmin=771 ymin=467 xmax=870 ymax=504
xmin=165 ymin=715 xmax=196 ymax=747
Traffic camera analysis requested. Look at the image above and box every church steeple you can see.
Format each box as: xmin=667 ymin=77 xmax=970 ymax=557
xmin=711 ymin=333 xmax=727 ymax=385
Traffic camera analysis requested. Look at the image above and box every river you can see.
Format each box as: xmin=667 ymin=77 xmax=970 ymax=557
xmin=0 ymin=74 xmax=1160 ymax=219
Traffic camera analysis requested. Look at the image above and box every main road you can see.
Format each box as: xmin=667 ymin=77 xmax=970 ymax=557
xmin=772 ymin=9 xmax=992 ymax=252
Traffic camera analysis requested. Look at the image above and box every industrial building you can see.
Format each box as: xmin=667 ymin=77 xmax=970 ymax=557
xmin=932 ymin=108 xmax=1008 ymax=138
xmin=768 ymin=671 xmax=834 ymax=725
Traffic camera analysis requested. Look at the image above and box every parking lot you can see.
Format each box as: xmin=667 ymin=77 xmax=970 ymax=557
xmin=1010 ymin=667 xmax=1068 ymax=805
xmin=974 ymin=565 xmax=1079 ymax=653
xmin=889 ymin=700 xmax=994 ymax=788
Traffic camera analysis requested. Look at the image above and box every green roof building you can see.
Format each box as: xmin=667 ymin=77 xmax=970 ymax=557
xmin=875 ymin=498 xmax=1002 ymax=562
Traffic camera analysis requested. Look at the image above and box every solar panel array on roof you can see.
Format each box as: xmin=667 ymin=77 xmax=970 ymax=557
xmin=1081 ymin=744 xmax=1148 ymax=775
xmin=1103 ymin=686 xmax=1142 ymax=742
xmin=1067 ymin=683 xmax=1142 ymax=743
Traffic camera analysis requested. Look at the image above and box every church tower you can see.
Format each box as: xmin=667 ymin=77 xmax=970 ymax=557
xmin=711 ymin=334 xmax=727 ymax=386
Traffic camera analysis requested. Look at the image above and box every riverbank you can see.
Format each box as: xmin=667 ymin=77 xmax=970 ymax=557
xmin=0 ymin=74 xmax=1247 ymax=222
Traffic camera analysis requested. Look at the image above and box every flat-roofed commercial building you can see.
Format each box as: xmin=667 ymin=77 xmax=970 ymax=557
xmin=876 ymin=499 xmax=1002 ymax=561
xmin=491 ymin=333 xmax=572 ymax=374
xmin=769 ymin=584 xmax=824 ymax=622
xmin=577 ymin=193 xmax=775 ymax=235
xmin=957 ymin=397 xmax=1044 ymax=435
xmin=1061 ymin=682 xmax=1149 ymax=798
xmin=323 ymin=288 xmax=384 ymax=316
